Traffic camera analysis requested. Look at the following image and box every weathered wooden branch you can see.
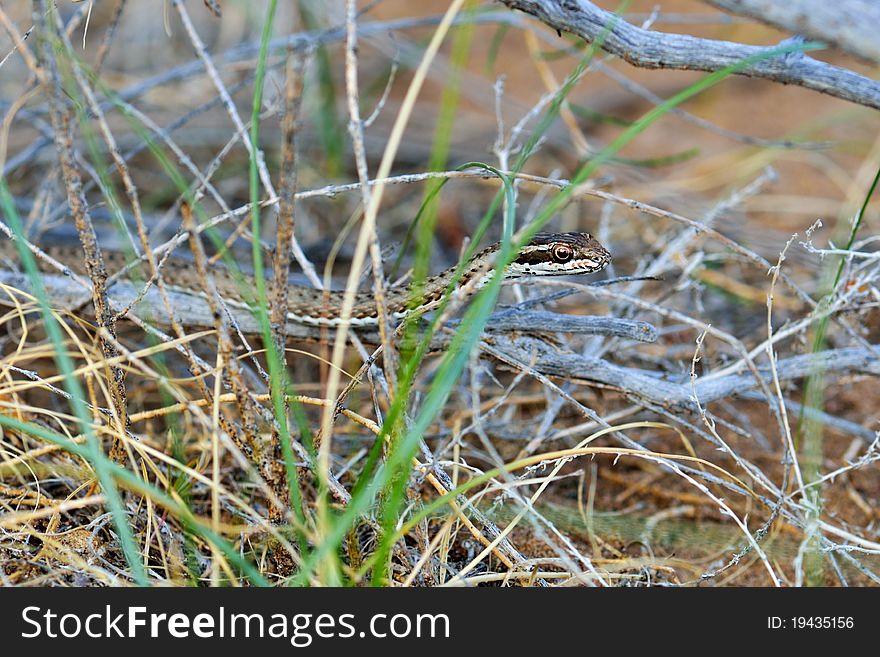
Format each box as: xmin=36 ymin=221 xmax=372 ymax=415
xmin=476 ymin=308 xmax=657 ymax=342
xmin=0 ymin=270 xmax=656 ymax=344
xmin=488 ymin=335 xmax=880 ymax=411
xmin=706 ymin=0 xmax=880 ymax=64
xmin=497 ymin=0 xmax=880 ymax=110
xmin=2 ymin=270 xmax=876 ymax=420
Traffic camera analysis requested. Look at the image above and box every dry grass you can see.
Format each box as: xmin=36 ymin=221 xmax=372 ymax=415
xmin=0 ymin=0 xmax=878 ymax=586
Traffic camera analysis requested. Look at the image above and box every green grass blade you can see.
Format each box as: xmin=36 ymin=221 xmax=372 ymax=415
xmin=0 ymin=180 xmax=148 ymax=585
xmin=797 ymin=162 xmax=880 ymax=585
xmin=0 ymin=410 xmax=269 ymax=586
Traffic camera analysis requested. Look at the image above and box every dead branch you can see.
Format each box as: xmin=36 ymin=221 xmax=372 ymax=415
xmin=497 ymin=0 xmax=880 ymax=110
xmin=705 ymin=0 xmax=880 ymax=64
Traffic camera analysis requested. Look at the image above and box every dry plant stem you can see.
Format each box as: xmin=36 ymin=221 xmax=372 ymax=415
xmin=418 ymin=457 xmax=536 ymax=579
xmin=516 ymin=17 xmax=825 ymax=149
xmin=4 ymin=365 xmax=106 ymax=417
xmin=170 ymin=0 xmax=322 ymax=288
xmin=1 ymin=11 xmax=436 ymax=176
xmin=114 ymin=101 xmax=236 ymax=227
xmin=52 ymin=9 xmax=879 ymax=111
xmin=519 ymin=334 xmax=880 ymax=407
xmin=0 ymin=57 xmax=237 ymax=394
xmin=701 ymin=281 xmax=875 ymax=382
xmin=400 ymin=514 xmax=456 ymax=586
xmin=793 ymin=436 xmax=880 ymax=500
xmin=171 ymin=0 xmax=274 ymax=198
xmin=589 ymin=59 xmax=821 ymax=150
xmin=265 ymin=46 xmax=326 ymax=538
xmin=580 ymin=189 xmax=817 ymax=309
xmin=604 ymin=172 xmax=791 ymax=420
xmin=766 ymin=236 xmax=804 ymax=491
xmin=267 ymin=47 xmax=304 ymax=487
xmin=3 ymin=0 xmax=93 ymax=76
xmin=0 ymin=11 xmax=38 ymax=74
xmin=50 ymin=6 xmax=167 ymax=356
xmin=448 ymin=421 xmax=599 ymax=584
xmin=639 ymin=382 xmax=880 ymax=562
xmin=118 ymin=376 xmax=515 ymax=573
xmin=5 ymin=263 xmax=877 ymax=418
xmin=453 ymin=444 xmax=778 ymax=585
xmin=181 ymin=205 xmax=283 ymax=524
xmin=464 ymin=355 xmax=595 ymax=579
xmin=344 ymin=0 xmax=395 ymax=388
xmin=479 ymin=335 xmax=790 ymax=511
xmin=297 ymin=168 xmax=816 ymax=312
xmin=58 ymin=76 xmax=251 ymax=227
xmin=329 ymin=329 xmax=528 ymax=580
xmin=340 ymin=336 xmax=537 ymax=579
xmin=210 ymin=348 xmax=224 ymax=586
xmin=132 ymin=386 xmax=525 ymax=568
xmin=35 ymin=3 xmax=129 ymax=459
xmin=0 ymin=232 xmax=247 ymax=441
xmin=479 ymin=310 xmax=656 ymax=341
xmin=689 ymin=331 xmax=788 ymax=584
xmin=123 ymin=433 xmax=303 ymax=571
xmin=522 ymin=29 xmax=590 ymax=156
xmin=128 ymin=386 xmax=352 ymax=507
xmin=91 ymin=0 xmax=125 ymax=74
xmin=499 ymin=0 xmax=880 ymax=110
xmin=661 ymin=456 xmax=780 ymax=585
xmin=0 ymin=393 xmax=302 ymax=563
xmin=2 ymin=8 xmax=869 ymax=179
xmin=739 ymin=391 xmax=877 ymax=443
xmin=339 ymin=328 xmax=536 ymax=578
xmin=0 ymin=85 xmax=40 ymax=175
xmin=271 ymin=47 xmax=303 ymax=352
xmin=317 ymin=0 xmax=466 ymax=502
xmin=628 ymin=168 xmax=778 ymax=300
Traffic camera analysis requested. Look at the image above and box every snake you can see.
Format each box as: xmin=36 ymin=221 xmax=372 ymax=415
xmin=0 ymin=232 xmax=611 ymax=328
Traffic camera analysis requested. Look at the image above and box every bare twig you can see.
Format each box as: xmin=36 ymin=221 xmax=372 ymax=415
xmin=36 ymin=2 xmax=129 ymax=456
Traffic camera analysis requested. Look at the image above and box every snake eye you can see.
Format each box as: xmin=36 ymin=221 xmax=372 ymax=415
xmin=553 ymin=245 xmax=573 ymax=262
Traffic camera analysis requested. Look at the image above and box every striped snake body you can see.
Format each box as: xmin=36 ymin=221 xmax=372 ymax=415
xmin=0 ymin=232 xmax=610 ymax=328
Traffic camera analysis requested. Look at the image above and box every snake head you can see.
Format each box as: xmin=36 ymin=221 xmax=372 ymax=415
xmin=507 ymin=232 xmax=611 ymax=277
